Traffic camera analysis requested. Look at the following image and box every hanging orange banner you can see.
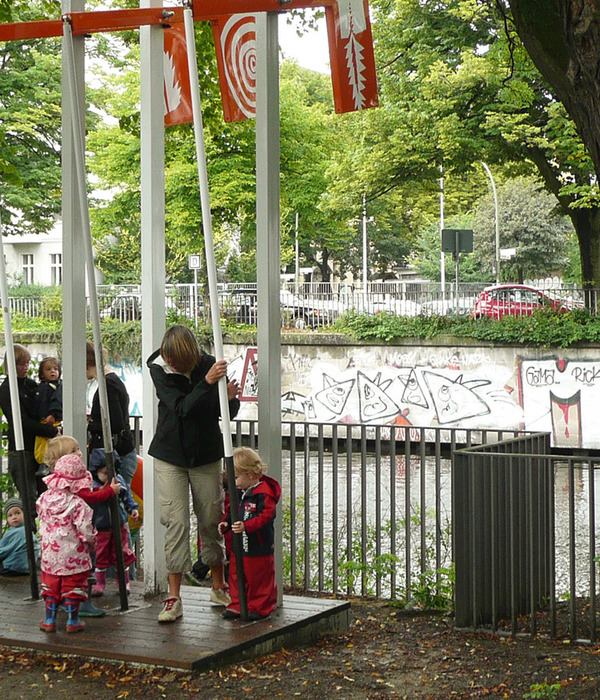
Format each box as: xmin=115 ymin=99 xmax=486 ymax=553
xmin=212 ymin=3 xmax=377 ymax=123
xmin=211 ymin=14 xmax=257 ymax=123
xmin=326 ymin=0 xmax=378 ymax=113
xmin=164 ymin=24 xmax=193 ymax=127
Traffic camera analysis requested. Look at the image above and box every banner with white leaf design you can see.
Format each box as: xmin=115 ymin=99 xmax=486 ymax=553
xmin=326 ymin=0 xmax=378 ymax=113
xmin=164 ymin=24 xmax=193 ymax=127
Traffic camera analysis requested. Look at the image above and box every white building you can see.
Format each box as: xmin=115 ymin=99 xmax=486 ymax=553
xmin=3 ymin=220 xmax=63 ymax=287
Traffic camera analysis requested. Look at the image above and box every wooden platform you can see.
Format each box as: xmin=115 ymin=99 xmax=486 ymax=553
xmin=0 ymin=576 xmax=349 ymax=670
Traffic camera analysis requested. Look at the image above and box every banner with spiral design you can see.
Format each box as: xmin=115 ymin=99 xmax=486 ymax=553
xmin=211 ymin=14 xmax=257 ymax=123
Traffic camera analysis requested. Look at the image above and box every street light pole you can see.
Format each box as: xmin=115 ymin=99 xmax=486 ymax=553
xmin=362 ymin=191 xmax=368 ymax=308
xmin=481 ymin=162 xmax=500 ymax=283
xmin=440 ymin=166 xmax=445 ymax=302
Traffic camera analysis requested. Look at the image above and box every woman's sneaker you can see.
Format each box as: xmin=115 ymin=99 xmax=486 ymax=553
xmin=209 ymin=588 xmax=231 ymax=606
xmin=158 ymin=597 xmax=183 ymax=622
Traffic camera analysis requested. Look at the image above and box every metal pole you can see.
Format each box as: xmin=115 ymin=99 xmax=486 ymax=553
xmin=0 ymin=207 xmax=39 ymax=600
xmin=183 ymin=4 xmax=247 ymax=619
xmin=362 ymin=192 xmax=368 ymax=309
xmin=255 ymin=11 xmax=282 ymax=606
xmin=294 ymin=212 xmax=299 ymax=296
xmin=481 ymin=162 xmax=500 ymax=284
xmin=440 ymin=165 xmax=446 ymax=304
xmin=63 ymin=19 xmax=128 ymax=611
xmin=194 ymin=268 xmax=198 ymax=330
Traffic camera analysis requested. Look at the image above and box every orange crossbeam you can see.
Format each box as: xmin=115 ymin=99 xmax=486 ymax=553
xmin=0 ymin=1 xmax=333 ymax=43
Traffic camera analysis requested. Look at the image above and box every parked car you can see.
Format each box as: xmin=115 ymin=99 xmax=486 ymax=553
xmin=471 ymin=284 xmax=582 ymax=319
xmin=99 ymin=293 xmax=142 ymax=321
xmin=279 ymin=290 xmax=336 ymax=329
xmin=420 ymin=297 xmax=476 ymax=317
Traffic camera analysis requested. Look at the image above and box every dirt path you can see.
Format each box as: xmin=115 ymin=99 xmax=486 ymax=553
xmin=1 ymin=598 xmax=599 ymax=699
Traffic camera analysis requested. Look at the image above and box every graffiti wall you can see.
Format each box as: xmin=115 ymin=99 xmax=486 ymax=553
xmin=11 ymin=340 xmax=600 ymax=449
xmin=226 ymin=342 xmax=600 ymax=449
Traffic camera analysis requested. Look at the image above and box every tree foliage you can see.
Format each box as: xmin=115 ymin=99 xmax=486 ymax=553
xmin=472 ymin=177 xmax=574 ymax=283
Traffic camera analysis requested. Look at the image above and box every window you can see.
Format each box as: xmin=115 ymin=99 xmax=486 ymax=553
xmin=22 ymin=254 xmax=34 ymax=285
xmin=50 ymin=253 xmax=62 ymax=285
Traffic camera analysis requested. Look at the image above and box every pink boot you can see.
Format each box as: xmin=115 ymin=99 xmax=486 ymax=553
xmin=92 ymin=569 xmax=106 ymax=597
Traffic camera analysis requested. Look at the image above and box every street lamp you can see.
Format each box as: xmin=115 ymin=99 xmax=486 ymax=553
xmin=362 ymin=191 xmax=368 ymax=307
xmin=481 ymin=162 xmax=500 ymax=283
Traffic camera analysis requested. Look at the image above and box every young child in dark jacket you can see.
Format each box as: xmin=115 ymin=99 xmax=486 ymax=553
xmin=88 ymin=449 xmax=139 ymax=596
xmin=34 ymin=357 xmax=63 ymax=425
xmin=218 ymin=447 xmax=281 ymax=620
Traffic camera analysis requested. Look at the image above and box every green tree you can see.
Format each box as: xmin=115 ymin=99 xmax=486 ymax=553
xmin=501 ymin=1 xmax=600 ymax=288
xmin=473 ymin=177 xmax=574 ymax=283
xmin=342 ymin=0 xmax=599 ymax=292
xmin=0 ymin=14 xmax=63 ymax=233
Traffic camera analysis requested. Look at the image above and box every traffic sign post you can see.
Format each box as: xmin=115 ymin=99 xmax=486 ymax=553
xmin=188 ymin=254 xmax=202 ymax=328
xmin=441 ymin=229 xmax=474 ymax=314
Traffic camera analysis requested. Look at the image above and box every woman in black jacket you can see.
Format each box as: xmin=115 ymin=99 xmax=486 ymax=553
xmin=0 ymin=344 xmax=60 ymax=526
xmin=147 ymin=324 xmax=240 ymax=623
xmin=86 ymin=342 xmax=137 ymax=487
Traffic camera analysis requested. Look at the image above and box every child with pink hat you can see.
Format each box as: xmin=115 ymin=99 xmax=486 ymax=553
xmin=36 ymin=453 xmax=97 ymax=633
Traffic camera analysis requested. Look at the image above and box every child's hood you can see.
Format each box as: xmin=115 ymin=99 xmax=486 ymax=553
xmin=255 ymin=474 xmax=281 ymax=503
xmin=43 ymin=453 xmax=93 ymax=494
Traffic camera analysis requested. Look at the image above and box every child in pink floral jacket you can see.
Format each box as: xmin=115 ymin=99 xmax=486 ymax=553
xmin=36 ymin=453 xmax=97 ymax=633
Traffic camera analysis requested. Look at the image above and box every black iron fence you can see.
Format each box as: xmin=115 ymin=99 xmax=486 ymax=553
xmin=1 ymin=418 xmax=598 ymax=642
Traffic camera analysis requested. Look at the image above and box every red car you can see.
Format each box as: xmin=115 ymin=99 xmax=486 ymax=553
xmin=471 ymin=284 xmax=580 ymax=319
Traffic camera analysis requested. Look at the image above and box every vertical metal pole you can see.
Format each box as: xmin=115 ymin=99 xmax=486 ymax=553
xmin=481 ymin=162 xmax=500 ymax=284
xmin=61 ymin=0 xmax=87 ymax=452
xmin=193 ymin=268 xmax=198 ymax=329
xmin=63 ymin=20 xmax=128 ymax=611
xmin=294 ymin=212 xmax=299 ymax=296
xmin=255 ymin=12 xmax=282 ymax=605
xmin=183 ymin=5 xmax=247 ymax=618
xmin=140 ymin=0 xmax=167 ymax=596
xmin=440 ymin=165 xmax=445 ymax=304
xmin=362 ymin=192 xmax=368 ymax=308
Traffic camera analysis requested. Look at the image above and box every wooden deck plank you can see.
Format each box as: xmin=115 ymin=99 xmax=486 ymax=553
xmin=0 ymin=576 xmax=350 ymax=671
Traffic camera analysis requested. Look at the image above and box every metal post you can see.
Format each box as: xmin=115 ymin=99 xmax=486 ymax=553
xmin=139 ymin=0 xmax=167 ymax=596
xmin=183 ymin=4 xmax=248 ymax=618
xmin=63 ymin=20 xmax=128 ymax=611
xmin=294 ymin=212 xmax=299 ymax=296
xmin=193 ymin=269 xmax=198 ymax=329
xmin=61 ymin=0 xmax=87 ymax=451
xmin=481 ymin=162 xmax=500 ymax=284
xmin=255 ymin=11 xmax=283 ymax=605
xmin=362 ymin=192 xmax=368 ymax=309
xmin=440 ymin=166 xmax=446 ymax=304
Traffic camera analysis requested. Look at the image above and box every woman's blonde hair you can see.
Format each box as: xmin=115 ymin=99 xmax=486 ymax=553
xmin=233 ymin=447 xmax=266 ymax=477
xmin=160 ymin=325 xmax=201 ymax=373
xmin=3 ymin=343 xmax=31 ymax=372
xmin=45 ymin=436 xmax=79 ymax=468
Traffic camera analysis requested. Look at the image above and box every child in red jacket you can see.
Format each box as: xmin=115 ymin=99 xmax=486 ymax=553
xmin=218 ymin=447 xmax=281 ymax=620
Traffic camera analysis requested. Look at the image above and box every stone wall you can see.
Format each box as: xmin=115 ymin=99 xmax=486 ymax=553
xmin=226 ymin=337 xmax=600 ymax=450
xmin=6 ymin=336 xmax=600 ymax=449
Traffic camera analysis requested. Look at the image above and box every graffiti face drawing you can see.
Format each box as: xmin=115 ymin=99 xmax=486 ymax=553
xmin=422 ymin=372 xmax=491 ymax=425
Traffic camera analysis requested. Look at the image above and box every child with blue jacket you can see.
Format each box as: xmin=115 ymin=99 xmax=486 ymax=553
xmin=88 ymin=449 xmax=139 ymax=596
xmin=0 ymin=497 xmax=39 ymax=575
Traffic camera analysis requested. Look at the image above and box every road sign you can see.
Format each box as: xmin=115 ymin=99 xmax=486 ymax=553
xmin=441 ymin=229 xmax=474 ymax=256
xmin=188 ymin=254 xmax=202 ymax=269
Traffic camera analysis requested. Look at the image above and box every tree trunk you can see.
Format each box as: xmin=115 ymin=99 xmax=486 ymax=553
xmin=507 ymin=0 xmax=600 ymax=287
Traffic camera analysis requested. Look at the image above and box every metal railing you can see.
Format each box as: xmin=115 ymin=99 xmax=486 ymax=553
xmin=3 ymin=281 xmax=597 ymax=327
xmin=454 ymin=434 xmax=600 ymax=643
xmin=1 ymin=417 xmax=598 ymax=642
